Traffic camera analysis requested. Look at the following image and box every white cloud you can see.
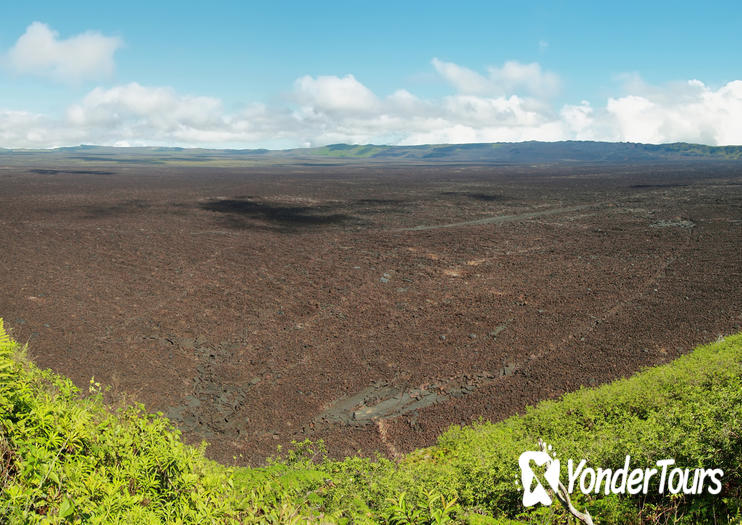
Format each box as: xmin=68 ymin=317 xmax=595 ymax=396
xmin=431 ymin=58 xmax=491 ymax=95
xmin=432 ymin=58 xmax=560 ymax=98
xmin=5 ymin=22 xmax=122 ymax=83
xmin=63 ymin=83 xmax=260 ymax=145
xmin=488 ymin=61 xmax=561 ymax=99
xmin=604 ymin=79 xmax=742 ymax=145
xmin=1 ymin=62 xmax=741 ymax=148
xmin=68 ymin=83 xmax=223 ymax=127
xmin=0 ymin=109 xmax=55 ymax=146
xmin=294 ymin=74 xmax=379 ymax=113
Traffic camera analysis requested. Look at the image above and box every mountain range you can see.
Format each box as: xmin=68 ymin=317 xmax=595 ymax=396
xmin=2 ymin=141 xmax=741 ymax=166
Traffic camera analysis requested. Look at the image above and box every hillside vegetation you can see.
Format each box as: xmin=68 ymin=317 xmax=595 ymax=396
xmin=1 ymin=318 xmax=740 ymax=523
xmin=2 ymin=141 xmax=742 ymax=167
xmin=306 ymin=141 xmax=742 ymax=162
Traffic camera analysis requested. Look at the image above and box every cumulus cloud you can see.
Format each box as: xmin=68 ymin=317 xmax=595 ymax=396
xmin=604 ymin=80 xmax=742 ymax=145
xmin=62 ymin=83 xmax=275 ymax=145
xmin=1 ymin=61 xmax=741 ymax=148
xmin=0 ymin=109 xmax=60 ymax=146
xmin=431 ymin=59 xmax=491 ymax=95
xmin=488 ymin=61 xmax=561 ymax=99
xmin=432 ymin=58 xmax=560 ymax=98
xmin=68 ymin=83 xmax=223 ymax=127
xmin=560 ymin=101 xmax=594 ymax=137
xmin=5 ymin=22 xmax=122 ymax=82
xmin=294 ymin=74 xmax=379 ymax=113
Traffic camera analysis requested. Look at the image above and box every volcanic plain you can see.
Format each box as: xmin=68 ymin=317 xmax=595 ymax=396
xmin=1 ymin=159 xmax=740 ymax=464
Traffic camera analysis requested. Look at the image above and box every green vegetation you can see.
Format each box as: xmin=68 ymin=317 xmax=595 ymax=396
xmin=310 ymin=144 xmax=388 ymax=158
xmin=4 ymin=141 xmax=742 ymax=167
xmin=1 ymin=318 xmax=741 ymax=523
xmin=645 ymin=142 xmax=742 ymax=160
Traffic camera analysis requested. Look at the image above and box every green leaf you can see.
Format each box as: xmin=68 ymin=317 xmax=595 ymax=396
xmin=59 ymin=496 xmax=75 ymax=518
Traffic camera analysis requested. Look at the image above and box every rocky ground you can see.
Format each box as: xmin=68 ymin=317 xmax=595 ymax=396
xmin=1 ymin=161 xmax=740 ymax=464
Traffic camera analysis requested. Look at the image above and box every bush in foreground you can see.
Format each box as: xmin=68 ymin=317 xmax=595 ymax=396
xmin=1 ymin=318 xmax=740 ymax=523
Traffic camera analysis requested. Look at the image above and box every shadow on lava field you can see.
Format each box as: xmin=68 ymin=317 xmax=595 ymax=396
xmin=0 ymin=162 xmax=740 ymax=464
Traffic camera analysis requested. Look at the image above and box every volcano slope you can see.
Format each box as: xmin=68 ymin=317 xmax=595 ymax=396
xmin=0 ymin=161 xmax=740 ymax=464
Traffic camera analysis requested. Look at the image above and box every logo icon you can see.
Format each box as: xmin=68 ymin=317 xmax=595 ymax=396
xmin=517 ymin=442 xmax=724 ymax=510
xmin=519 ymin=449 xmax=561 ymax=507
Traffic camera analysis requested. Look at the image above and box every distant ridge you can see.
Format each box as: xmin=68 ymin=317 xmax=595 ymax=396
xmin=306 ymin=141 xmax=742 ymax=162
xmin=2 ymin=141 xmax=742 ymax=166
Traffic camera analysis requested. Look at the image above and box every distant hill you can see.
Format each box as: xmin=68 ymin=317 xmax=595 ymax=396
xmin=1 ymin=141 xmax=742 ymax=166
xmin=306 ymin=141 xmax=742 ymax=162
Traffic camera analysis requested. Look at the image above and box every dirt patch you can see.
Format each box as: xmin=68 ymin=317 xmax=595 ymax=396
xmin=317 ymin=371 xmax=501 ymax=427
xmin=397 ymin=204 xmax=593 ymax=231
xmin=650 ymin=218 xmax=696 ymax=228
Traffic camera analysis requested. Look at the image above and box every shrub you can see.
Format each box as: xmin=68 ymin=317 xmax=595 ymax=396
xmin=1 ymin=317 xmax=741 ymax=523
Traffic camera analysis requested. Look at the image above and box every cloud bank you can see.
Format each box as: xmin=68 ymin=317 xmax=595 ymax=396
xmin=5 ymin=22 xmax=122 ymax=83
xmin=1 ymin=47 xmax=741 ymax=148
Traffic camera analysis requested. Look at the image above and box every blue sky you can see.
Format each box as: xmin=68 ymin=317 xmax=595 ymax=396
xmin=1 ymin=1 xmax=741 ymax=148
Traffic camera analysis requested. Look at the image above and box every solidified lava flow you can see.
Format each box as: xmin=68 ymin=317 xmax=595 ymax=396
xmin=1 ymin=162 xmax=740 ymax=464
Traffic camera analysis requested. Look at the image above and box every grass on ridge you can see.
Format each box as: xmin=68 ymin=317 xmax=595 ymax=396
xmin=1 ymin=317 xmax=740 ymax=523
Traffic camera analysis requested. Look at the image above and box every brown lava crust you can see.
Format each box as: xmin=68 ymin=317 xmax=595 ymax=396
xmin=1 ymin=162 xmax=740 ymax=464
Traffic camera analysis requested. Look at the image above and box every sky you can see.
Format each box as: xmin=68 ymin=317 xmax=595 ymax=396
xmin=1 ymin=1 xmax=741 ymax=149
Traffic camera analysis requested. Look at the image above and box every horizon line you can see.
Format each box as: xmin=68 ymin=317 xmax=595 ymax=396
xmin=3 ymin=139 xmax=742 ymax=153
